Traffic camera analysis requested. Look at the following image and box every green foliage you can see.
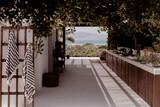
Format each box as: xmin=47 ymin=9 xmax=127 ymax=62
xmin=65 ymin=27 xmax=76 ymax=35
xmin=153 ymin=36 xmax=160 ymax=52
xmin=0 ymin=0 xmax=160 ymax=53
xmin=66 ymin=44 xmax=106 ymax=57
xmin=66 ymin=36 xmax=75 ymax=43
xmin=0 ymin=0 xmax=57 ymax=30
xmin=1 ymin=0 xmax=159 ymax=34
xmin=34 ymin=37 xmax=44 ymax=55
xmin=98 ymin=45 xmax=107 ymax=49
xmin=138 ymin=51 xmax=160 ymax=66
xmin=0 ymin=0 xmax=57 ymax=54
xmin=65 ymin=27 xmax=75 ymax=43
xmin=83 ymin=43 xmax=94 ymax=46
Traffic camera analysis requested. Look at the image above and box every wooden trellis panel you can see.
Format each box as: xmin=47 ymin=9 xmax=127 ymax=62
xmin=0 ymin=26 xmax=34 ymax=107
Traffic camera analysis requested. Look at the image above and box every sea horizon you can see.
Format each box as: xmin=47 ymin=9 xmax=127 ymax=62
xmin=70 ymin=43 xmax=106 ymax=46
xmin=67 ymin=40 xmax=107 ymax=46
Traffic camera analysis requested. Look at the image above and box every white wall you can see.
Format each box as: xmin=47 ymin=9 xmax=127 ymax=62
xmin=35 ymin=37 xmax=48 ymax=91
xmin=35 ymin=29 xmax=57 ymax=91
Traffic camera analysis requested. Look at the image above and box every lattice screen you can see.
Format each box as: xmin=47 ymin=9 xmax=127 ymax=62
xmin=0 ymin=26 xmax=34 ymax=107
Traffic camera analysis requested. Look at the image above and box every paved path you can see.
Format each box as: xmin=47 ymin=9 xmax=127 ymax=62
xmin=35 ymin=58 xmax=108 ymax=107
xmin=35 ymin=57 xmax=150 ymax=107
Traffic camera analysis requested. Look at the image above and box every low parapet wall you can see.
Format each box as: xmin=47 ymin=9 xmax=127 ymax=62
xmin=106 ymin=50 xmax=160 ymax=107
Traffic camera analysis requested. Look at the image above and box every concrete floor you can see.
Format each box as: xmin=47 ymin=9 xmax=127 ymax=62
xmin=35 ymin=57 xmax=150 ymax=107
xmin=35 ymin=58 xmax=108 ymax=107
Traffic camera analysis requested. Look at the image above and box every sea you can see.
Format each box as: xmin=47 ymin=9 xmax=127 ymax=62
xmin=67 ymin=40 xmax=107 ymax=45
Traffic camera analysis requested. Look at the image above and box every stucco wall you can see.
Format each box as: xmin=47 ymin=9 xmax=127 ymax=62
xmin=35 ymin=29 xmax=57 ymax=90
xmin=35 ymin=37 xmax=48 ymax=91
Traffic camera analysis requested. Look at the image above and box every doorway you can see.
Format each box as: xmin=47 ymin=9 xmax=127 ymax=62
xmin=65 ymin=27 xmax=108 ymax=58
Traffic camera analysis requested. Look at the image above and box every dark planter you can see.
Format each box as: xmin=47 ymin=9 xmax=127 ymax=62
xmin=100 ymin=51 xmax=106 ymax=60
xmin=66 ymin=55 xmax=70 ymax=59
xmin=42 ymin=72 xmax=59 ymax=87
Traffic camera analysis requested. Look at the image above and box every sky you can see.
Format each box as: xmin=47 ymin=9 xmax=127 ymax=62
xmin=74 ymin=27 xmax=106 ymax=34
xmin=67 ymin=27 xmax=108 ymax=45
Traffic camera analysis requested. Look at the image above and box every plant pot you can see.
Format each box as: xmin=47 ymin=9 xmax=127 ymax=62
xmin=66 ymin=55 xmax=70 ymax=59
xmin=42 ymin=72 xmax=59 ymax=87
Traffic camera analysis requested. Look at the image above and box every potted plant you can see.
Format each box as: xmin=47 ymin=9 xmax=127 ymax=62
xmin=66 ymin=55 xmax=70 ymax=59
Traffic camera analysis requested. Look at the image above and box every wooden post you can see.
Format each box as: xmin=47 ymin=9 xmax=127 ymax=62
xmin=16 ymin=29 xmax=19 ymax=107
xmin=32 ymin=27 xmax=35 ymax=107
xmin=24 ymin=27 xmax=27 ymax=107
xmin=63 ymin=27 xmax=65 ymax=55
xmin=0 ymin=26 xmax=2 ymax=107
xmin=63 ymin=27 xmax=65 ymax=68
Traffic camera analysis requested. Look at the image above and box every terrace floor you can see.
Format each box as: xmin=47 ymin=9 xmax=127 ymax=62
xmin=35 ymin=57 xmax=150 ymax=107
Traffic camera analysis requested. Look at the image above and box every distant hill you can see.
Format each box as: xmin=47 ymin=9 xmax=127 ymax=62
xmin=73 ymin=31 xmax=107 ymax=45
